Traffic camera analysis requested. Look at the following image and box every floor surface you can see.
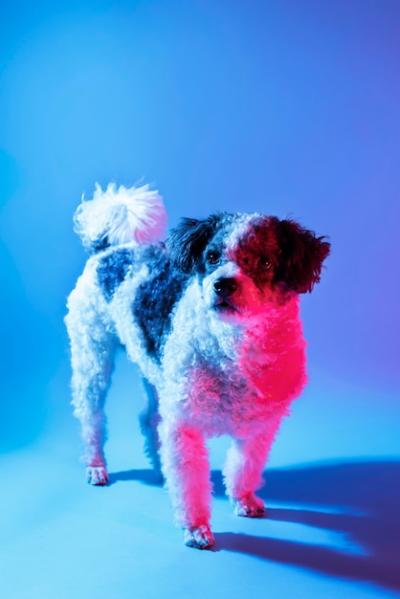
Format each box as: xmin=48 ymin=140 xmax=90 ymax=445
xmin=2 ymin=355 xmax=399 ymax=599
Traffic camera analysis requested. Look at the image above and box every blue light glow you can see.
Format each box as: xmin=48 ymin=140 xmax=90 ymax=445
xmin=1 ymin=1 xmax=399 ymax=597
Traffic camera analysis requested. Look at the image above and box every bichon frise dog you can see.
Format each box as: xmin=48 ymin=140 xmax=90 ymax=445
xmin=65 ymin=183 xmax=330 ymax=549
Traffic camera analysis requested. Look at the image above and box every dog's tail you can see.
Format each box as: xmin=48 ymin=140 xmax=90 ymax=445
xmin=73 ymin=182 xmax=167 ymax=252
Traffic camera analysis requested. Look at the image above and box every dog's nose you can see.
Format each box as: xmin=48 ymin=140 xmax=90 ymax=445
xmin=214 ymin=278 xmax=238 ymax=297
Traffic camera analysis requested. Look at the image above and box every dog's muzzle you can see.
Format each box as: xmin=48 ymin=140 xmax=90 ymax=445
xmin=214 ymin=277 xmax=238 ymax=297
xmin=213 ymin=278 xmax=239 ymax=311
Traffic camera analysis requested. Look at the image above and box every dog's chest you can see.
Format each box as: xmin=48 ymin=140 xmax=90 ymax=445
xmin=182 ymin=309 xmax=306 ymax=431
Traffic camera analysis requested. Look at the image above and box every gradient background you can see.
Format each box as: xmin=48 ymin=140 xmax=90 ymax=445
xmin=1 ymin=1 xmax=399 ymax=598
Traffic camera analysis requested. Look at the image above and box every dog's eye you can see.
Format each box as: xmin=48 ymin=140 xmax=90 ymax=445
xmin=259 ymin=256 xmax=272 ymax=269
xmin=206 ymin=251 xmax=221 ymax=265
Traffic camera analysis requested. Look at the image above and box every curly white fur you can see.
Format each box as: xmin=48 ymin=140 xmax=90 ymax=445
xmin=73 ymin=183 xmax=167 ymax=249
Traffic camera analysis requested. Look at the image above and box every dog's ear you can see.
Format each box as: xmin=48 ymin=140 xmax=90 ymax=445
xmin=274 ymin=219 xmax=330 ymax=293
xmin=168 ymin=215 xmax=222 ymax=273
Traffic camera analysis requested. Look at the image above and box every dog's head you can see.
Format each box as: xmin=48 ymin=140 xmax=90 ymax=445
xmin=168 ymin=213 xmax=330 ymax=318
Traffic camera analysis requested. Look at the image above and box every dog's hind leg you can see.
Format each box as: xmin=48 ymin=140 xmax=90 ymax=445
xmin=65 ymin=292 xmax=117 ymax=486
xmin=138 ymin=378 xmax=163 ymax=481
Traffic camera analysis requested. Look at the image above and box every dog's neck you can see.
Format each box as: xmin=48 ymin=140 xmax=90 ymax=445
xmin=187 ymin=278 xmax=303 ymax=364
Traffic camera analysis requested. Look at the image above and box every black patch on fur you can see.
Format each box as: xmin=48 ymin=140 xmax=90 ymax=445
xmin=97 ymin=249 xmax=135 ymax=301
xmin=91 ymin=235 xmax=110 ymax=253
xmin=167 ymin=214 xmax=226 ymax=273
xmin=234 ymin=217 xmax=280 ymax=289
xmin=201 ymin=217 xmax=235 ymax=274
xmin=132 ymin=249 xmax=188 ymax=361
xmin=273 ymin=219 xmax=330 ymax=293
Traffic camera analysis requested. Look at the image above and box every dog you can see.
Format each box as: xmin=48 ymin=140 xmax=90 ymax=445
xmin=65 ymin=183 xmax=330 ymax=549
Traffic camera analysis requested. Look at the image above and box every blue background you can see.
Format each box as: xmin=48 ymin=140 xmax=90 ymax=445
xmin=1 ymin=1 xmax=399 ymax=597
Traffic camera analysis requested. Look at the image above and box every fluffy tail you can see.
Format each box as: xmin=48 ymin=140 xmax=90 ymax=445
xmin=73 ymin=183 xmax=167 ymax=252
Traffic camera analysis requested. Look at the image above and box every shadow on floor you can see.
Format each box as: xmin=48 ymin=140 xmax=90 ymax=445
xmin=110 ymin=460 xmax=400 ymax=591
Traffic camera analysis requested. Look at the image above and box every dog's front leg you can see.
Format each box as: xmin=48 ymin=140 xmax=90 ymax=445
xmin=158 ymin=420 xmax=214 ymax=549
xmin=223 ymin=415 xmax=284 ymax=517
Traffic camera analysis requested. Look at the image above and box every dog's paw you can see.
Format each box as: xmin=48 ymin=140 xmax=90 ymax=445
xmin=183 ymin=524 xmax=215 ymax=550
xmin=86 ymin=465 xmax=109 ymax=486
xmin=233 ymin=494 xmax=265 ymax=517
